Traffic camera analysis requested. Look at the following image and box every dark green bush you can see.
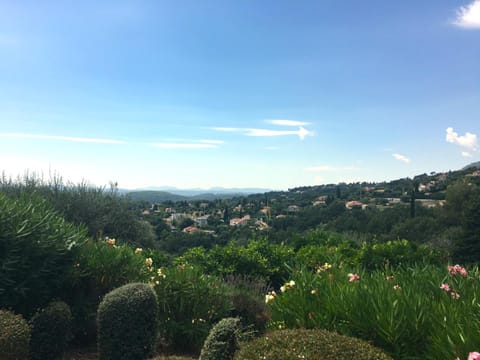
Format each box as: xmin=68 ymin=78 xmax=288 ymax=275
xmin=199 ymin=318 xmax=241 ymax=360
xmin=97 ymin=282 xmax=158 ymax=360
xmin=0 ymin=309 xmax=31 ymax=360
xmin=29 ymin=301 xmax=73 ymax=360
xmin=153 ymin=266 xmax=232 ymax=354
xmin=225 ymin=276 xmax=270 ymax=334
xmin=234 ymin=328 xmax=393 ymax=360
xmin=0 ymin=193 xmax=87 ymax=317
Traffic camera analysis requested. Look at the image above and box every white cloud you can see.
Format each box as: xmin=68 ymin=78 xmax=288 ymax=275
xmin=246 ymin=127 xmax=312 ymax=140
xmin=151 ymin=143 xmax=217 ymax=149
xmin=0 ymin=133 xmax=125 ymax=144
xmin=453 ymin=0 xmax=480 ymax=28
xmin=266 ymin=119 xmax=311 ymax=127
xmin=446 ymin=127 xmax=478 ymax=149
xmin=462 ymin=151 xmax=473 ymax=157
xmin=212 ymin=126 xmax=312 ymax=140
xmin=393 ymin=153 xmax=411 ymax=164
xmin=200 ymin=139 xmax=225 ymax=145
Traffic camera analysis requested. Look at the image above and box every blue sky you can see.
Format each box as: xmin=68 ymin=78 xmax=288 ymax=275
xmin=0 ymin=0 xmax=479 ymax=190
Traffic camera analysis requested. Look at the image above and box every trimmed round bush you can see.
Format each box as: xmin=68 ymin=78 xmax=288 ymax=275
xmin=97 ymin=282 xmax=158 ymax=360
xmin=199 ymin=318 xmax=241 ymax=360
xmin=0 ymin=309 xmax=31 ymax=360
xmin=29 ymin=301 xmax=73 ymax=360
xmin=234 ymin=328 xmax=393 ymax=360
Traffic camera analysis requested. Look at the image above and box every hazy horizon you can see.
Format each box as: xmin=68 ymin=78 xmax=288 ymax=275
xmin=1 ymin=1 xmax=479 ymax=190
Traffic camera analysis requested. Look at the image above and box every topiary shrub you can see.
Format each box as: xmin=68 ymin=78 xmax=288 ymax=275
xmin=97 ymin=282 xmax=158 ymax=360
xmin=234 ymin=328 xmax=393 ymax=360
xmin=29 ymin=301 xmax=73 ymax=360
xmin=0 ymin=309 xmax=31 ymax=360
xmin=199 ymin=318 xmax=241 ymax=360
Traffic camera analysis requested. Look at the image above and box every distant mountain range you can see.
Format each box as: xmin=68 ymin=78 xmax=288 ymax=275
xmin=124 ymin=187 xmax=271 ymax=202
xmin=121 ymin=161 xmax=480 ymax=203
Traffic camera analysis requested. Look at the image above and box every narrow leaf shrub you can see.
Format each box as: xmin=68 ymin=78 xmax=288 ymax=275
xmin=97 ymin=282 xmax=158 ymax=360
xmin=0 ymin=193 xmax=87 ymax=317
xmin=199 ymin=317 xmax=241 ymax=360
xmin=0 ymin=309 xmax=31 ymax=360
xmin=234 ymin=328 xmax=393 ymax=360
xmin=29 ymin=301 xmax=73 ymax=360
xmin=153 ymin=265 xmax=231 ymax=354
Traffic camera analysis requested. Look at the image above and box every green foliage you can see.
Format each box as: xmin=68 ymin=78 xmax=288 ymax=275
xmin=177 ymin=240 xmax=294 ymax=287
xmin=97 ymin=282 xmax=158 ymax=360
xmin=234 ymin=328 xmax=392 ymax=360
xmin=199 ymin=317 xmax=241 ymax=360
xmin=29 ymin=301 xmax=73 ymax=360
xmin=0 ymin=174 xmax=156 ymax=247
xmin=225 ymin=276 xmax=270 ymax=334
xmin=0 ymin=193 xmax=87 ymax=316
xmin=266 ymin=264 xmax=480 ymax=360
xmin=66 ymin=239 xmax=151 ymax=342
xmin=0 ymin=309 xmax=31 ymax=360
xmin=355 ymin=240 xmax=444 ymax=270
xmin=152 ymin=265 xmax=232 ymax=354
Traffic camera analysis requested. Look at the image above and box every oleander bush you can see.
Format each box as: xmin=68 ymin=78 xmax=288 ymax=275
xmin=29 ymin=301 xmax=73 ymax=360
xmin=0 ymin=309 xmax=31 ymax=360
xmin=266 ymin=264 xmax=480 ymax=360
xmin=97 ymin=282 xmax=158 ymax=360
xmin=0 ymin=193 xmax=87 ymax=317
xmin=234 ymin=328 xmax=392 ymax=360
xmin=199 ymin=317 xmax=241 ymax=360
xmin=152 ymin=265 xmax=232 ymax=354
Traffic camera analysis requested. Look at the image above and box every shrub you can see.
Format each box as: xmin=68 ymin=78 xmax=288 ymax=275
xmin=97 ymin=282 xmax=158 ymax=360
xmin=224 ymin=276 xmax=270 ymax=334
xmin=65 ymin=239 xmax=158 ymax=343
xmin=199 ymin=317 xmax=241 ymax=360
xmin=0 ymin=309 xmax=31 ymax=360
xmin=234 ymin=328 xmax=393 ymax=360
xmin=153 ymin=265 xmax=232 ymax=354
xmin=0 ymin=193 xmax=87 ymax=317
xmin=29 ymin=301 xmax=73 ymax=360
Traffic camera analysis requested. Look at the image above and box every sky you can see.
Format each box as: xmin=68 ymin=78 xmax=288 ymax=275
xmin=0 ymin=0 xmax=479 ymax=190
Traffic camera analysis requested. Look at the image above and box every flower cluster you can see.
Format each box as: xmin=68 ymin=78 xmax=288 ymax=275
xmin=348 ymin=273 xmax=360 ymax=282
xmin=469 ymin=352 xmax=480 ymax=360
xmin=280 ymin=280 xmax=296 ymax=293
xmin=448 ymin=264 xmax=468 ymax=277
xmin=265 ymin=291 xmax=277 ymax=304
xmin=134 ymin=247 xmax=143 ymax=254
xmin=316 ymin=262 xmax=332 ymax=273
xmin=105 ymin=237 xmax=116 ymax=246
xmin=440 ymin=283 xmax=460 ymax=299
xmin=145 ymin=257 xmax=153 ymax=267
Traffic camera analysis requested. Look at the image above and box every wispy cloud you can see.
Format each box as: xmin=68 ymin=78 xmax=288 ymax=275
xmin=212 ymin=126 xmax=312 ymax=140
xmin=266 ymin=119 xmax=311 ymax=127
xmin=0 ymin=133 xmax=125 ymax=144
xmin=446 ymin=127 xmax=478 ymax=149
xmin=151 ymin=143 xmax=218 ymax=149
xmin=462 ymin=151 xmax=473 ymax=158
xmin=200 ymin=139 xmax=225 ymax=145
xmin=393 ymin=153 xmax=411 ymax=164
xmin=453 ymin=0 xmax=480 ymax=28
xmin=305 ymin=165 xmax=359 ymax=172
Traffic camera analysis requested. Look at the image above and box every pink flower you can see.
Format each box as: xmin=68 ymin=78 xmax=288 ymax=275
xmin=348 ymin=273 xmax=360 ymax=282
xmin=468 ymin=352 xmax=480 ymax=360
xmin=448 ymin=264 xmax=468 ymax=277
xmin=440 ymin=283 xmax=451 ymax=292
